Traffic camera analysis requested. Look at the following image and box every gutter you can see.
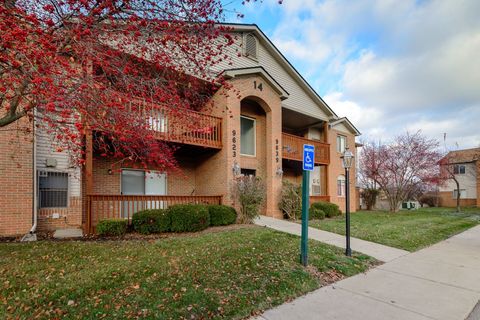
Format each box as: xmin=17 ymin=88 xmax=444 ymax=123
xmin=21 ymin=114 xmax=38 ymax=242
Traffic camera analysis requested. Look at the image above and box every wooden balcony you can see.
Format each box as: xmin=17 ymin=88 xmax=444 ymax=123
xmin=282 ymin=132 xmax=330 ymax=165
xmin=146 ymin=107 xmax=222 ymax=149
xmin=86 ymin=194 xmax=223 ymax=233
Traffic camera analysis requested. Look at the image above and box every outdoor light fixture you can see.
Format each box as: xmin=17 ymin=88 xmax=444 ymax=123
xmin=107 ymin=169 xmax=113 ymax=175
xmin=341 ymin=148 xmax=354 ymax=169
xmin=341 ymin=147 xmax=354 ymax=257
xmin=276 ymin=167 xmax=283 ymax=177
xmin=232 ymin=161 xmax=241 ymax=176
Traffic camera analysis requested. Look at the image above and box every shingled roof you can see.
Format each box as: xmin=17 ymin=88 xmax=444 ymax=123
xmin=442 ymin=147 xmax=480 ymax=164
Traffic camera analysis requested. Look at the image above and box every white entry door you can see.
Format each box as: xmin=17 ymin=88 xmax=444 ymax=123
xmin=121 ymin=170 xmax=167 ymax=217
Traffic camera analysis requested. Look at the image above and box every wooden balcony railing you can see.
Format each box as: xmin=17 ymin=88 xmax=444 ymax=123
xmin=282 ymin=132 xmax=330 ymax=164
xmin=148 ymin=108 xmax=222 ymax=149
xmin=86 ymin=194 xmax=223 ymax=233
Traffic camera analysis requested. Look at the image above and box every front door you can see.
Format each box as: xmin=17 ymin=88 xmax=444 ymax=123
xmin=121 ymin=169 xmax=167 ymax=217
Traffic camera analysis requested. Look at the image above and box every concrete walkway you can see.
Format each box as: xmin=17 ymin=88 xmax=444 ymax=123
xmin=254 ymin=224 xmax=480 ymax=320
xmin=254 ymin=216 xmax=409 ymax=262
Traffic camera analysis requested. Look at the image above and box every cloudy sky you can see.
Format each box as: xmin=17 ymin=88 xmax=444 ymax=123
xmin=227 ymin=0 xmax=480 ymax=149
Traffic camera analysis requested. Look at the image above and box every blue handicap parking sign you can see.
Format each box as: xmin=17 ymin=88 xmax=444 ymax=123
xmin=303 ymin=144 xmax=315 ymax=171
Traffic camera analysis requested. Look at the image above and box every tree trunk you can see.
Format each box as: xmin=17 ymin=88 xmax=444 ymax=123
xmin=454 ymin=178 xmax=461 ymax=213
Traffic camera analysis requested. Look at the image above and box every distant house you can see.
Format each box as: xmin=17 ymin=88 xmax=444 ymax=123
xmin=438 ymin=148 xmax=480 ymax=208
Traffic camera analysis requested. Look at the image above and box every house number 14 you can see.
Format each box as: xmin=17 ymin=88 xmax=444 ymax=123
xmin=253 ymin=81 xmax=263 ymax=91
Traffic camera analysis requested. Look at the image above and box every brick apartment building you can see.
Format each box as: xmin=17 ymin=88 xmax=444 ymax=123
xmin=438 ymin=148 xmax=480 ymax=207
xmin=0 ymin=24 xmax=360 ymax=237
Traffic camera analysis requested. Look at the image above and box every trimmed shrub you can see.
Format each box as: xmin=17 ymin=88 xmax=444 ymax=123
xmin=311 ymin=201 xmax=341 ymax=218
xmin=309 ymin=205 xmax=326 ymax=220
xmin=96 ymin=219 xmax=128 ymax=236
xmin=132 ymin=209 xmax=170 ymax=234
xmin=168 ymin=204 xmax=210 ymax=232
xmin=207 ymin=205 xmax=237 ymax=226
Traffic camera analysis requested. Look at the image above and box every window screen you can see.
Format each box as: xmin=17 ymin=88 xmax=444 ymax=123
xmin=38 ymin=171 xmax=68 ymax=208
xmin=240 ymin=116 xmax=255 ymax=156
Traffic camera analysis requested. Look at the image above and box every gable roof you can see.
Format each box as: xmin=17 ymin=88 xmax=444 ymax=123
xmin=329 ymin=117 xmax=361 ymax=136
xmin=441 ymin=147 xmax=480 ymax=164
xmin=222 ymin=23 xmax=338 ymax=120
xmin=223 ymin=66 xmax=289 ymax=100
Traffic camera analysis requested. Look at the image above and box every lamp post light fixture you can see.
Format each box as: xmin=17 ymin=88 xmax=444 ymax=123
xmin=341 ymin=148 xmax=354 ymax=257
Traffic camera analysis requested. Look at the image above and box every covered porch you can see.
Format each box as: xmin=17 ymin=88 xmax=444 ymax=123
xmin=83 ymin=106 xmax=224 ymax=233
xmin=281 ymin=107 xmax=331 ymax=202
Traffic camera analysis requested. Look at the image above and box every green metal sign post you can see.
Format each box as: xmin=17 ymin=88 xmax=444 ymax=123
xmin=300 ymin=170 xmax=310 ymax=266
xmin=301 ymin=144 xmax=314 ymax=266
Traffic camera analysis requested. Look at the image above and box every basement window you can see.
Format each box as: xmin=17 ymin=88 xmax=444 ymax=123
xmin=38 ymin=171 xmax=68 ymax=208
xmin=453 ymin=189 xmax=467 ymax=199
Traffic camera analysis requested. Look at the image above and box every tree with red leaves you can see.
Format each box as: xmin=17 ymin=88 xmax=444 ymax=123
xmin=0 ymin=0 xmax=240 ymax=171
xmin=360 ymin=131 xmax=441 ymax=212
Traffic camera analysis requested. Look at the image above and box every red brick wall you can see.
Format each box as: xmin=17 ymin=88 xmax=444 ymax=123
xmin=91 ymin=157 xmax=197 ymax=196
xmin=327 ymin=129 xmax=357 ymax=213
xmin=438 ymin=192 xmax=477 ymax=207
xmin=477 ymin=161 xmax=480 ymax=207
xmin=37 ymin=197 xmax=82 ymax=232
xmin=0 ymin=118 xmax=34 ymax=236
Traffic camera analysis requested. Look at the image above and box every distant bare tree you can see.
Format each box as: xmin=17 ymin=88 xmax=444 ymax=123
xmin=361 ymin=131 xmax=441 ymax=212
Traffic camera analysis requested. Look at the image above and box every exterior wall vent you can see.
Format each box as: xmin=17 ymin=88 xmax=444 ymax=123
xmin=244 ymin=33 xmax=258 ymax=59
xmin=45 ymin=157 xmax=57 ymax=167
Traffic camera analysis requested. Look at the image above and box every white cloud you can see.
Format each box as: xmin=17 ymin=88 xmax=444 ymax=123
xmin=239 ymin=0 xmax=480 ymax=148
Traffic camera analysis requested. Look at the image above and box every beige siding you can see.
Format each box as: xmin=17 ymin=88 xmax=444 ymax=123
xmin=331 ymin=122 xmax=351 ymax=135
xmin=36 ymin=129 xmax=81 ymax=197
xmin=214 ymin=33 xmax=332 ymax=121
xmin=439 ymin=162 xmax=477 ymax=199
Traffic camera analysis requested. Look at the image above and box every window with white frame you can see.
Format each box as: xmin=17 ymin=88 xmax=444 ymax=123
xmin=337 ymin=135 xmax=347 ymax=153
xmin=240 ymin=116 xmax=256 ymax=156
xmin=452 ymin=189 xmax=467 ymax=199
xmin=453 ymin=164 xmax=466 ymax=174
xmin=38 ymin=171 xmax=68 ymax=208
xmin=337 ymin=175 xmax=346 ymax=197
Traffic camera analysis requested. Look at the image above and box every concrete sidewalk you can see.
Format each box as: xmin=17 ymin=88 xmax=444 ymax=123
xmin=255 ymin=224 xmax=480 ymax=320
xmin=254 ymin=215 xmax=409 ymax=262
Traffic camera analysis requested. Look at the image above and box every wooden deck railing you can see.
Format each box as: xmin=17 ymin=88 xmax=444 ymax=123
xmin=282 ymin=133 xmax=330 ymax=164
xmin=143 ymin=102 xmax=222 ymax=149
xmin=86 ymin=194 xmax=223 ymax=233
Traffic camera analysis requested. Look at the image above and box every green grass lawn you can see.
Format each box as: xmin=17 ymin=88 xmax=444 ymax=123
xmin=310 ymin=207 xmax=480 ymax=252
xmin=0 ymin=227 xmax=375 ymax=319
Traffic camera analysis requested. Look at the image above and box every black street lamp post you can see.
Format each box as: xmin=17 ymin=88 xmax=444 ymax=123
xmin=341 ymin=148 xmax=354 ymax=257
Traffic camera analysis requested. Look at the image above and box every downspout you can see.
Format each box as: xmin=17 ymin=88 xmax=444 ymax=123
xmin=21 ymin=114 xmax=38 ymax=241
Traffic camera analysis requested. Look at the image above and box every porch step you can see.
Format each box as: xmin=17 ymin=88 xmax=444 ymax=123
xmin=53 ymin=228 xmax=83 ymax=239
